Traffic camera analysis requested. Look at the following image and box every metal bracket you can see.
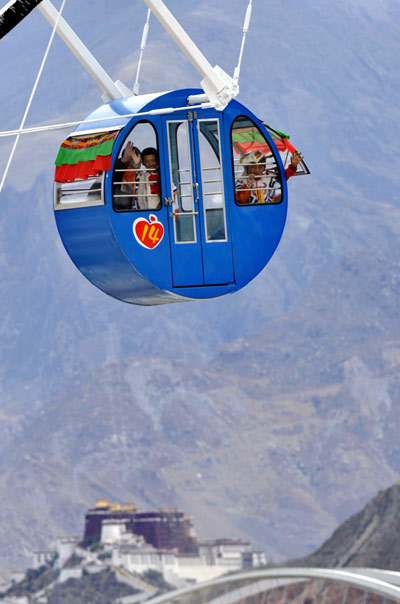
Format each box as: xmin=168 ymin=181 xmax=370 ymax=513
xmin=143 ymin=0 xmax=239 ymax=110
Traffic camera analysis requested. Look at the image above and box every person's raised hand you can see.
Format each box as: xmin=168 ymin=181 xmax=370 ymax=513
xmin=290 ymin=150 xmax=304 ymax=169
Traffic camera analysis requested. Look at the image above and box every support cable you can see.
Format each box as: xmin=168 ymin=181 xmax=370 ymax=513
xmin=133 ymin=7 xmax=151 ymax=95
xmin=233 ymin=0 xmax=253 ymax=88
xmin=0 ymin=0 xmax=67 ymax=192
xmin=0 ymin=101 xmax=213 ymax=139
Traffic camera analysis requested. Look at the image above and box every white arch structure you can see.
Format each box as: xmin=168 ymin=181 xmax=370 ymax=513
xmin=145 ymin=568 xmax=400 ymax=604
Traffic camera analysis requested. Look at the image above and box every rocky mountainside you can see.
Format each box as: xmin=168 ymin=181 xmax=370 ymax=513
xmin=289 ymin=482 xmax=400 ymax=570
xmin=1 ymin=240 xmax=400 ymax=574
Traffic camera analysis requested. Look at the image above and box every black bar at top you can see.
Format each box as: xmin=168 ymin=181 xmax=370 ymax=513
xmin=0 ymin=0 xmax=44 ymax=40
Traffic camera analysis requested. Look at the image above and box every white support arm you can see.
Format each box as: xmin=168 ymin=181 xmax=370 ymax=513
xmin=38 ymin=0 xmax=131 ymax=101
xmin=143 ymin=0 xmax=238 ymax=110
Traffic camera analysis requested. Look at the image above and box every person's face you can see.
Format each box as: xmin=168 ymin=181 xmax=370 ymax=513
xmin=142 ymin=154 xmax=158 ymax=171
xmin=248 ymin=163 xmax=264 ymax=176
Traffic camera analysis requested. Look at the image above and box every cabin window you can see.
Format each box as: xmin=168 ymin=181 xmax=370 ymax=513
xmin=198 ymin=119 xmax=227 ymax=242
xmin=231 ymin=116 xmax=283 ymax=206
xmin=54 ymin=174 xmax=104 ymax=210
xmin=112 ymin=121 xmax=161 ymax=212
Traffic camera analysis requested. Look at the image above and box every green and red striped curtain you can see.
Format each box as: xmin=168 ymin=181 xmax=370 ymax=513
xmin=232 ymin=129 xmax=295 ymax=155
xmin=54 ymin=129 xmax=120 ymax=182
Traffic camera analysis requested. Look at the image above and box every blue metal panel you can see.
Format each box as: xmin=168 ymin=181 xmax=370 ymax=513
xmin=221 ymin=101 xmax=288 ymax=290
xmin=107 ymin=115 xmax=175 ymax=293
xmin=54 ymin=202 xmax=180 ymax=305
xmin=73 ymin=92 xmax=167 ymax=134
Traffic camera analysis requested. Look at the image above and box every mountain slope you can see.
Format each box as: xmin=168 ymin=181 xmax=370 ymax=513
xmin=290 ymin=482 xmax=400 ymax=570
xmin=1 ymin=241 xmax=400 ymax=572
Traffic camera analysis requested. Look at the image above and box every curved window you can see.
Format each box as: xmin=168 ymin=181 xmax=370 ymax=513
xmin=112 ymin=121 xmax=161 ymax=212
xmin=232 ymin=116 xmax=283 ymax=206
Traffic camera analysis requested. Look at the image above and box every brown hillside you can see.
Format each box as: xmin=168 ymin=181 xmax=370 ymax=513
xmin=288 ymin=483 xmax=400 ymax=570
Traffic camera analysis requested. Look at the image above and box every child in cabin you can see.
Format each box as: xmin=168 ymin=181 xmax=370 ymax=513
xmin=235 ymin=149 xmax=303 ymax=205
xmin=118 ymin=144 xmax=161 ymax=210
xmin=115 ymin=141 xmax=142 ymax=210
xmin=136 ymin=147 xmax=161 ymax=210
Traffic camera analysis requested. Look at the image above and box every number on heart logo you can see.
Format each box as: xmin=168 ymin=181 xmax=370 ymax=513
xmin=133 ymin=215 xmax=164 ymax=249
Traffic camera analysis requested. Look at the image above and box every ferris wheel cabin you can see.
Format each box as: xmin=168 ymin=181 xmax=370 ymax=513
xmin=54 ymin=88 xmax=305 ymax=305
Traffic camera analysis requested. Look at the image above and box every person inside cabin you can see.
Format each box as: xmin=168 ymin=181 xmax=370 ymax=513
xmin=209 ymin=148 xmax=304 ymax=239
xmin=235 ymin=149 xmax=304 ymax=205
xmin=114 ymin=141 xmax=142 ymax=210
xmin=136 ymin=147 xmax=161 ymax=210
xmin=114 ymin=144 xmax=161 ymax=211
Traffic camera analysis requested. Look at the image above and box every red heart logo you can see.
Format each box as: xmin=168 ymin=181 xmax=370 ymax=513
xmin=133 ymin=214 xmax=164 ymax=249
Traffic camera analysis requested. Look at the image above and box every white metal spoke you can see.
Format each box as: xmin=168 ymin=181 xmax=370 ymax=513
xmin=0 ymin=0 xmax=67 ymax=192
xmin=0 ymin=101 xmax=212 ymax=139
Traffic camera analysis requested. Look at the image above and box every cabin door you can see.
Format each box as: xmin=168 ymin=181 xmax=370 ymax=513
xmin=163 ymin=112 xmax=234 ymax=288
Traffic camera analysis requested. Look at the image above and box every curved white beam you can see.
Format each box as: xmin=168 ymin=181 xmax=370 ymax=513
xmin=351 ymin=568 xmax=400 ymax=586
xmin=145 ymin=568 xmax=400 ymax=604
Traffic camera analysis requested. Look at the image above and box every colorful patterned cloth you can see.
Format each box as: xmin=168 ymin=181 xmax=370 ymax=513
xmin=232 ymin=129 xmax=295 ymax=155
xmin=54 ymin=130 xmax=119 ymax=182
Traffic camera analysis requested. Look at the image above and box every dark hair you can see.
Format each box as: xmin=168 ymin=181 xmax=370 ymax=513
xmin=141 ymin=147 xmax=158 ymax=159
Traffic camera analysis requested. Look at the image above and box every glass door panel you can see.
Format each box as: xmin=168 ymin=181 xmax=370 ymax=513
xmin=198 ymin=120 xmax=227 ymax=242
xmin=167 ymin=121 xmax=196 ymax=243
xmin=195 ymin=117 xmax=234 ymax=285
xmin=165 ymin=119 xmax=203 ymax=287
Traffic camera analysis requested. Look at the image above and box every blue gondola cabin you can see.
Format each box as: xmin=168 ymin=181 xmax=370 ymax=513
xmin=53 ymin=88 xmax=308 ymax=306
